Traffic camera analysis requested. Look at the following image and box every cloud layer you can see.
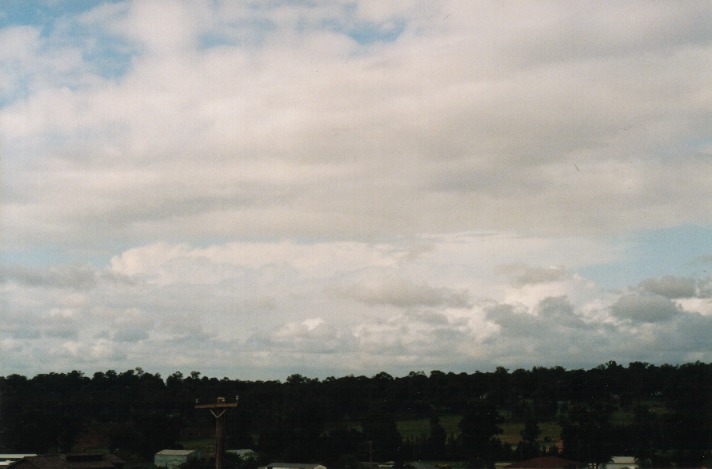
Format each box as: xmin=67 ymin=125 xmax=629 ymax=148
xmin=2 ymin=1 xmax=712 ymax=378
xmin=3 ymin=237 xmax=711 ymax=378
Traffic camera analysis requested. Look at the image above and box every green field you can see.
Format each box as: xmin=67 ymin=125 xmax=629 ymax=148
xmin=185 ymin=415 xmax=564 ymax=453
xmin=397 ymin=414 xmax=462 ymax=439
xmin=498 ymin=421 xmax=561 ymax=445
xmin=179 ymin=438 xmax=217 ymax=455
xmin=396 ymin=415 xmax=561 ymax=446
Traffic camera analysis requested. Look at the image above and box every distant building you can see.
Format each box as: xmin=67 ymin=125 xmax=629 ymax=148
xmin=0 ymin=455 xmax=38 ymax=467
xmin=66 ymin=454 xmax=124 ymax=469
xmin=4 ymin=456 xmax=66 ymax=469
xmin=404 ymin=462 xmax=439 ymax=469
xmin=603 ymin=457 xmax=637 ymax=469
xmin=263 ymin=463 xmax=326 ymax=469
xmin=226 ymin=450 xmax=257 ymax=460
xmin=506 ymin=456 xmax=585 ymax=469
xmin=10 ymin=454 xmax=124 ymax=469
xmin=154 ymin=450 xmax=203 ymax=469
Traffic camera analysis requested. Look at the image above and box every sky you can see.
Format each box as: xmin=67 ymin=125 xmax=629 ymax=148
xmin=1 ymin=0 xmax=712 ymax=380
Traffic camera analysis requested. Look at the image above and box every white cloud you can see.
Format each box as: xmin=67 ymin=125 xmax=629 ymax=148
xmin=497 ymin=263 xmax=568 ymax=288
xmin=2 ymin=1 xmax=712 ymax=378
xmin=4 ymin=1 xmax=712 ymax=252
xmin=334 ymin=277 xmax=471 ymax=309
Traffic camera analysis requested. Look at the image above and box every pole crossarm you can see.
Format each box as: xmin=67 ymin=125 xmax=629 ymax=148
xmin=195 ymin=403 xmax=239 ymax=410
xmin=194 ymin=398 xmax=238 ymax=469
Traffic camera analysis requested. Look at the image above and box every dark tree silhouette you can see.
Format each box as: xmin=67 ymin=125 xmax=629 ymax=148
xmin=459 ymin=400 xmax=503 ymax=464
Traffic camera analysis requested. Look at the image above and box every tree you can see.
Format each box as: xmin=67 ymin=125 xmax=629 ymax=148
xmin=459 ymin=400 xmax=503 ymax=464
xmin=560 ymin=402 xmax=613 ymax=466
xmin=426 ymin=415 xmax=447 ymax=459
xmin=362 ymin=407 xmax=403 ymax=462
xmin=518 ymin=418 xmax=542 ymax=459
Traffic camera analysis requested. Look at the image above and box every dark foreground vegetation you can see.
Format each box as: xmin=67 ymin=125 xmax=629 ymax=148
xmin=1 ymin=362 xmax=711 ymax=468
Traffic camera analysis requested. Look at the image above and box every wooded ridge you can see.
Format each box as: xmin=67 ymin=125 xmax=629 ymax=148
xmin=1 ymin=362 xmax=710 ymax=468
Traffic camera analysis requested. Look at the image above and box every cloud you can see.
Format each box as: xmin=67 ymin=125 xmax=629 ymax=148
xmin=639 ymin=276 xmax=697 ymax=299
xmin=485 ymin=303 xmax=536 ymax=336
xmin=2 ymin=1 xmax=712 ymax=378
xmin=2 ymin=264 xmax=98 ymax=290
xmin=3 ymin=233 xmax=711 ymax=379
xmin=251 ymin=317 xmax=358 ymax=355
xmin=112 ymin=326 xmax=149 ymax=343
xmin=4 ymin=1 xmax=712 ymax=255
xmin=335 ymin=278 xmax=471 ymax=309
xmin=611 ymin=293 xmax=681 ymax=323
xmin=498 ymin=263 xmax=568 ymax=287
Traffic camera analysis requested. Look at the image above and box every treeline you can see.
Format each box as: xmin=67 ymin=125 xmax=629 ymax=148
xmin=1 ymin=362 xmax=711 ymax=467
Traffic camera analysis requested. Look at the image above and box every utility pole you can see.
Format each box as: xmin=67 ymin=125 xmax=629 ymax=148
xmin=195 ymin=397 xmax=239 ymax=469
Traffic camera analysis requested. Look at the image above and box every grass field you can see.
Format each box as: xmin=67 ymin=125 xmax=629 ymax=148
xmin=396 ymin=415 xmax=561 ymax=447
xmin=179 ymin=438 xmax=217 ymax=456
xmin=183 ymin=415 xmax=563 ymax=453
xmin=397 ymin=414 xmax=462 ymax=439
xmin=498 ymin=421 xmax=561 ymax=445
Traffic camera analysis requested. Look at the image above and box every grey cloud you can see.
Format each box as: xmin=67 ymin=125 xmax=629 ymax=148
xmin=338 ymin=280 xmax=471 ymax=309
xmin=537 ymin=296 xmax=586 ymax=328
xmin=45 ymin=328 xmax=79 ymax=339
xmin=610 ymin=312 xmax=712 ymax=364
xmin=3 ymin=264 xmax=98 ymax=290
xmin=113 ymin=326 xmax=149 ymax=343
xmin=168 ymin=327 xmax=215 ymax=343
xmin=90 ymin=188 xmax=264 ymax=228
xmin=247 ymin=320 xmax=359 ymax=354
xmin=1 ymin=264 xmax=134 ymax=292
xmin=495 ymin=3 xmax=712 ymax=74
xmin=497 ymin=263 xmax=567 ymax=288
xmin=40 ymin=313 xmax=83 ymax=340
xmin=406 ymin=310 xmax=450 ymax=326
xmin=665 ymin=312 xmax=712 ymax=352
xmin=342 ymin=307 xmax=481 ymax=364
xmin=429 ymin=326 xmax=469 ymax=345
xmin=486 ymin=296 xmax=587 ymax=338
xmin=3 ymin=328 xmax=42 ymax=340
xmin=0 ymin=310 xmax=43 ymax=339
xmin=698 ymin=277 xmax=712 ymax=298
xmin=485 ymin=303 xmax=532 ymax=334
xmin=611 ymin=293 xmax=680 ymax=323
xmin=639 ymin=276 xmax=697 ymax=299
xmin=397 ymin=243 xmax=436 ymax=263
xmin=425 ymin=161 xmax=548 ymax=197
xmin=482 ymin=297 xmax=615 ymax=367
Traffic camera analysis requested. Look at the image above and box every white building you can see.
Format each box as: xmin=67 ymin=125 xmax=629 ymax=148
xmin=154 ymin=450 xmax=203 ymax=469
xmin=604 ymin=456 xmax=637 ymax=469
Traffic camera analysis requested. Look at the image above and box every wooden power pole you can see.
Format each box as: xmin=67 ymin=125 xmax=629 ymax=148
xmin=195 ymin=397 xmax=239 ymax=469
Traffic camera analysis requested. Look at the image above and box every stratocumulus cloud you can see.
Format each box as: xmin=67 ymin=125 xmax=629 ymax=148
xmin=1 ymin=1 xmax=712 ymax=379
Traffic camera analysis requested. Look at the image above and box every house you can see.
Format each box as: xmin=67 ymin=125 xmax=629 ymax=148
xmin=263 ymin=463 xmax=326 ymax=469
xmin=9 ymin=454 xmax=124 ymax=469
xmin=65 ymin=454 xmax=124 ymax=469
xmin=404 ymin=462 xmax=439 ymax=469
xmin=226 ymin=450 xmax=257 ymax=461
xmin=154 ymin=450 xmax=203 ymax=469
xmin=603 ymin=457 xmax=637 ymax=469
xmin=506 ymin=456 xmax=585 ymax=469
xmin=0 ymin=455 xmax=37 ymax=467
xmin=6 ymin=456 xmax=67 ymax=469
